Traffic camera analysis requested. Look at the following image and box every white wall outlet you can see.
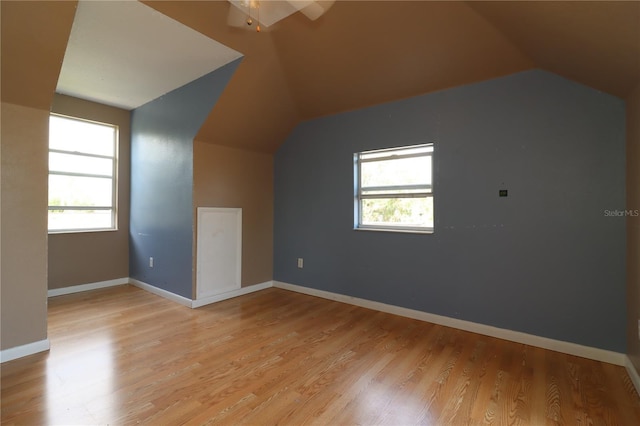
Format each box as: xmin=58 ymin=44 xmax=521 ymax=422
xmin=149 ymin=257 xmax=154 ymax=268
xmin=297 ymin=258 xmax=304 ymax=269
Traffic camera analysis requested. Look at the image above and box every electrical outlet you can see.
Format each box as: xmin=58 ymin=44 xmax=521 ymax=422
xmin=297 ymin=258 xmax=304 ymax=269
xmin=149 ymin=257 xmax=154 ymax=268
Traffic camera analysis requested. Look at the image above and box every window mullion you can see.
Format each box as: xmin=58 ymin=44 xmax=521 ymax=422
xmin=361 ymin=184 xmax=431 ymax=192
xmin=360 ymin=152 xmax=432 ymax=163
xmin=49 ymin=148 xmax=114 ymax=160
xmin=48 ymin=206 xmax=112 ymax=211
xmin=49 ymin=171 xmax=113 ymax=179
xmin=360 ymin=193 xmax=432 ymax=200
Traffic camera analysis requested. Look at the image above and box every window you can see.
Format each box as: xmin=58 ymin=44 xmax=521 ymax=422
xmin=48 ymin=114 xmax=118 ymax=232
xmin=354 ymin=143 xmax=433 ymax=233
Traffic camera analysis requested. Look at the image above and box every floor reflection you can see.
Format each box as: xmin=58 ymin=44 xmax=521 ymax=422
xmin=354 ymin=385 xmax=437 ymax=425
xmin=46 ymin=331 xmax=117 ymax=424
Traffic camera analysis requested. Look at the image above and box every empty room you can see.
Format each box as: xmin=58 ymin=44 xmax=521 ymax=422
xmin=2 ymin=0 xmax=640 ymax=424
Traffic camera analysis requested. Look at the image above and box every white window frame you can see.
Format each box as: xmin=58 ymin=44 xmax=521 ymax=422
xmin=354 ymin=143 xmax=434 ymax=233
xmin=48 ymin=113 xmax=118 ymax=233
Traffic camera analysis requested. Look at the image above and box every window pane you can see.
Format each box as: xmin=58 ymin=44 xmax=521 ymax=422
xmin=361 ymin=155 xmax=431 ymax=188
xmin=49 ymin=175 xmax=113 ymax=207
xmin=361 ymin=197 xmax=433 ymax=228
xmin=48 ymin=209 xmax=113 ymax=231
xmin=49 ymin=152 xmax=113 ymax=176
xmin=49 ymin=115 xmax=115 ymax=156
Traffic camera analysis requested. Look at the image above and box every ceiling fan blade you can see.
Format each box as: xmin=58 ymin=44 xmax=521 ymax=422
xmin=227 ymin=2 xmax=250 ymax=28
xmin=227 ymin=0 xmax=335 ymax=29
xmin=299 ymin=0 xmax=335 ymax=20
xmin=285 ymin=1 xmax=315 ymax=12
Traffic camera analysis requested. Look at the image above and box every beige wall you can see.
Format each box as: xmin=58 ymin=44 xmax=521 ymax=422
xmin=48 ymin=95 xmax=130 ymax=289
xmin=0 ymin=1 xmax=77 ymax=111
xmin=1 ymin=102 xmax=49 ymax=350
xmin=193 ymin=141 xmax=273 ymax=293
xmin=627 ymin=83 xmax=640 ymax=373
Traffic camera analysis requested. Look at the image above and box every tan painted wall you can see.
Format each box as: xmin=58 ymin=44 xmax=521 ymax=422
xmin=1 ymin=1 xmax=77 ymax=111
xmin=193 ymin=141 xmax=273 ymax=292
xmin=627 ymin=83 xmax=640 ymax=373
xmin=48 ymin=95 xmax=130 ymax=290
xmin=469 ymin=1 xmax=640 ymax=99
xmin=1 ymin=102 xmax=50 ymax=350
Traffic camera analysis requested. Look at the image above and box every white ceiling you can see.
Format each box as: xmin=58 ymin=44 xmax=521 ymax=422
xmin=56 ymin=0 xmax=243 ymax=110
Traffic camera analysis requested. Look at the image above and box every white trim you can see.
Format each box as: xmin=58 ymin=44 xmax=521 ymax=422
xmin=196 ymin=207 xmax=242 ymax=300
xmin=48 ymin=277 xmax=128 ymax=297
xmin=129 ymin=278 xmax=192 ymax=308
xmin=42 ymin=276 xmax=629 ymax=367
xmin=273 ymin=281 xmax=626 ymax=366
xmin=49 ymin=277 xmax=273 ymax=310
xmin=131 ymin=278 xmax=272 ymax=309
xmin=625 ymin=356 xmax=640 ymax=395
xmin=192 ymin=281 xmax=273 ymax=308
xmin=1 ymin=339 xmax=50 ymax=363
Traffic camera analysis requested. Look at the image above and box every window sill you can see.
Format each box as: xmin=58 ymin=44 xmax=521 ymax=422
xmin=354 ymin=227 xmax=433 ymax=235
xmin=48 ymin=228 xmax=118 ymax=235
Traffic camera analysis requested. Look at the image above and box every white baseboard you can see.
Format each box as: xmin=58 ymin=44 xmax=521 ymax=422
xmin=129 ymin=278 xmax=193 ymax=308
xmin=192 ymin=281 xmax=273 ymax=308
xmin=273 ymin=281 xmax=626 ymax=366
xmin=41 ymin=276 xmax=629 ymax=368
xmin=625 ymin=356 xmax=640 ymax=395
xmin=52 ymin=277 xmax=274 ymax=310
xmin=130 ymin=279 xmax=272 ymax=308
xmin=1 ymin=339 xmax=50 ymax=363
xmin=48 ymin=277 xmax=129 ymax=297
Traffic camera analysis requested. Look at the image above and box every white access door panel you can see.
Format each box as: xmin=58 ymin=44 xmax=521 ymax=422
xmin=196 ymin=207 xmax=242 ymax=299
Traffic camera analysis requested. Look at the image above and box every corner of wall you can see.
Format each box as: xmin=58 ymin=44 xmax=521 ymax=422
xmin=129 ymin=61 xmax=241 ymax=299
xmin=1 ymin=102 xmax=50 ymax=351
xmin=626 ymin=82 xmax=640 ymax=374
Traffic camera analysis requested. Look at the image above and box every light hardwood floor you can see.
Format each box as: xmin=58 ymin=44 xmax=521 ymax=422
xmin=2 ymin=285 xmax=639 ymax=425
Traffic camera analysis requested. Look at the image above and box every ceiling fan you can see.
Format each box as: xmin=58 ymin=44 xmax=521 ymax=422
xmin=227 ymin=0 xmax=335 ymax=32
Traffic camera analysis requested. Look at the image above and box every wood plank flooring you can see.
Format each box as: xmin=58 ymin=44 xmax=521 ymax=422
xmin=2 ymin=285 xmax=639 ymax=425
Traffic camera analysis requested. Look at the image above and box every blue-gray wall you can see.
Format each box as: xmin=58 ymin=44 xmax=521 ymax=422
xmin=274 ymin=69 xmax=627 ymax=352
xmin=130 ymin=59 xmax=240 ymax=298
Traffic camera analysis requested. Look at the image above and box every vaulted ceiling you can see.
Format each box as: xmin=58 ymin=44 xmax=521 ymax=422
xmin=2 ymin=1 xmax=639 ymax=153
